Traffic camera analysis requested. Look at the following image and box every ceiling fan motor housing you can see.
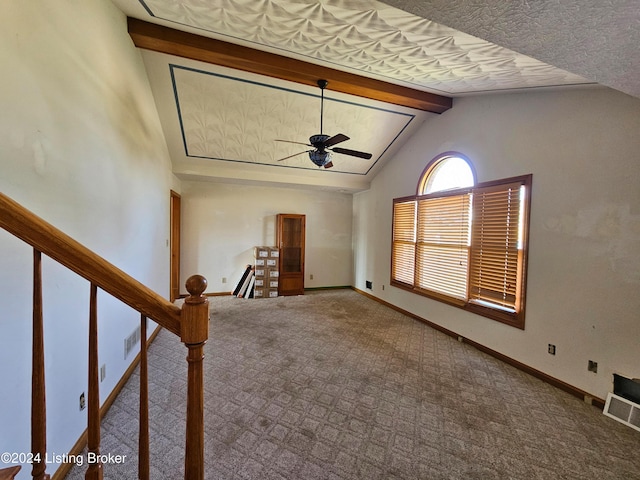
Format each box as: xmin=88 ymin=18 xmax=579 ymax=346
xmin=310 ymin=134 xmax=330 ymax=150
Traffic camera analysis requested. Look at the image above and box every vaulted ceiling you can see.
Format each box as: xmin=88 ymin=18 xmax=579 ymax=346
xmin=111 ymin=0 xmax=639 ymax=192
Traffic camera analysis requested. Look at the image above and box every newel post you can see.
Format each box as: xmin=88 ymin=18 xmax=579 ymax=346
xmin=180 ymin=275 xmax=209 ymax=480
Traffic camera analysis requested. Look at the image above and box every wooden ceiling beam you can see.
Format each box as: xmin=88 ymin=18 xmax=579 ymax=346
xmin=127 ymin=18 xmax=452 ymax=114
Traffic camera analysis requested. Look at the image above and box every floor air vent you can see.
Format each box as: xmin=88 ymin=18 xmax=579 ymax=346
xmin=603 ymin=393 xmax=640 ymax=432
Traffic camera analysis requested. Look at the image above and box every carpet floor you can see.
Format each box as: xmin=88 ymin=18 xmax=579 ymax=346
xmin=64 ymin=289 xmax=640 ymax=479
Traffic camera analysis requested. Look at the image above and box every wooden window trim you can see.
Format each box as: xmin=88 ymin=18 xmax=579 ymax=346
xmin=416 ymin=151 xmax=477 ymax=195
xmin=391 ymin=174 xmax=532 ymax=329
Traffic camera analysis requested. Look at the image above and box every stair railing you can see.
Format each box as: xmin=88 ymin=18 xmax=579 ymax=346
xmin=0 ymin=192 xmax=208 ymax=480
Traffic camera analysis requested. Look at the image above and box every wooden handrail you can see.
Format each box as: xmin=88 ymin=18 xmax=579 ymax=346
xmin=0 ymin=192 xmax=181 ymax=336
xmin=0 ymin=466 xmax=21 ymax=480
xmin=1 ymin=191 xmax=208 ymax=479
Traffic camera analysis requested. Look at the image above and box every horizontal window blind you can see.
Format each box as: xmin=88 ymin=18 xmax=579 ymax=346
xmin=468 ymin=182 xmax=522 ymax=311
xmin=392 ymin=200 xmax=416 ymax=285
xmin=390 ymin=173 xmax=530 ymax=328
xmin=416 ymin=194 xmax=470 ymax=299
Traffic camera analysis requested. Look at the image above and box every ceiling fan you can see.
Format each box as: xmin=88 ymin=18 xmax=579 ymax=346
xmin=276 ymin=79 xmax=373 ymax=169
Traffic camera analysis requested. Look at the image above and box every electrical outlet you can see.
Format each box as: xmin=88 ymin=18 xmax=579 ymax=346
xmin=310 ymin=274 xmax=314 ymax=280
xmin=100 ymin=364 xmax=106 ymax=382
xmin=588 ymin=360 xmax=598 ymax=373
xmin=79 ymin=392 xmax=86 ymax=411
xmin=222 ymin=277 xmax=227 ymax=284
xmin=548 ymin=344 xmax=556 ymax=355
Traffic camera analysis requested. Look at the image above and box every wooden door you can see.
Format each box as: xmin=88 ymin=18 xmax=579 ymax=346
xmin=170 ymin=191 xmax=181 ymax=302
xmin=276 ymin=214 xmax=305 ymax=296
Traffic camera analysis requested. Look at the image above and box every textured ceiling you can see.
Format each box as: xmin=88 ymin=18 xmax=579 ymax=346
xmin=132 ymin=0 xmax=591 ymax=95
xmin=111 ymin=0 xmax=628 ymax=192
xmin=382 ymin=0 xmax=640 ymax=100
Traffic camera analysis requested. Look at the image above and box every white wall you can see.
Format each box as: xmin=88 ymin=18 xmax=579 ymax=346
xmin=0 ymin=1 xmax=173 ymax=477
xmin=354 ymin=87 xmax=640 ymax=401
xmin=180 ymin=181 xmax=353 ymax=294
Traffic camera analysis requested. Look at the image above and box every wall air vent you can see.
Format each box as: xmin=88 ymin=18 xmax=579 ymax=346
xmin=603 ymin=393 xmax=640 ymax=432
xmin=124 ymin=325 xmax=141 ymax=359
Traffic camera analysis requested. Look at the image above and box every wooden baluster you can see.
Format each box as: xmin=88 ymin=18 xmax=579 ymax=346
xmin=138 ymin=315 xmax=149 ymax=480
xmin=180 ymin=275 xmax=209 ymax=480
xmin=32 ymin=250 xmax=49 ymax=480
xmin=85 ymin=284 xmax=102 ymax=480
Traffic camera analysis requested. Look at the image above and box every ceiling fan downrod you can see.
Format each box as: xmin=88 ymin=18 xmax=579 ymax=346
xmin=318 ymin=79 xmax=328 ymax=136
xmin=275 ymin=78 xmax=372 ymax=167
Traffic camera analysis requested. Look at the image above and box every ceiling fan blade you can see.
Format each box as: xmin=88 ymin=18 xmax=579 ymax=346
xmin=277 ymin=151 xmax=309 ymax=161
xmin=331 ymin=147 xmax=373 ymax=159
xmin=275 ymin=139 xmax=312 ymax=147
xmin=324 ymin=133 xmax=349 ymax=148
xmin=323 ymin=161 xmax=334 ymax=169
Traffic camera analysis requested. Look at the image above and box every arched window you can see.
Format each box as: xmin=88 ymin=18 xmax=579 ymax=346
xmin=391 ymin=152 xmax=531 ymax=329
xmin=418 ymin=152 xmax=476 ymax=194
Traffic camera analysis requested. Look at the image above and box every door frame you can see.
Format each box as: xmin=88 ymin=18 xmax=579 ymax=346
xmin=170 ymin=190 xmax=181 ymax=302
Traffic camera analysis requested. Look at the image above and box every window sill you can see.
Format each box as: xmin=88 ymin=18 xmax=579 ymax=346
xmin=390 ymin=280 xmax=525 ymax=329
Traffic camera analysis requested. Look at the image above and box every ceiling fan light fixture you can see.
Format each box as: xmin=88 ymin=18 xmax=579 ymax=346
xmin=309 ymin=150 xmax=332 ymax=167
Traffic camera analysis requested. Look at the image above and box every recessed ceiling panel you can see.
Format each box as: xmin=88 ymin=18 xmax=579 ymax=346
xmin=171 ymin=65 xmax=415 ymax=174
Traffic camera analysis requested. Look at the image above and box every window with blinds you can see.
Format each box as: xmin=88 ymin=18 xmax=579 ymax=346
xmin=468 ymin=182 xmax=524 ymax=313
xmin=391 ymin=200 xmax=416 ymax=286
xmin=416 ymin=193 xmax=471 ymax=301
xmin=391 ymin=172 xmax=531 ymax=329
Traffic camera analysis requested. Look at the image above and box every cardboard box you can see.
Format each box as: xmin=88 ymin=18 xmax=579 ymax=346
xmin=269 ymin=248 xmax=279 ymax=258
xmin=254 ymin=246 xmax=269 ymax=258
xmin=254 ymin=268 xmax=265 ymax=277
xmin=268 ymin=288 xmax=278 ymax=298
xmin=253 ymin=288 xmax=264 ymax=298
xmin=254 ymin=278 xmax=265 ymax=287
xmin=268 ymin=269 xmax=279 ymax=278
xmin=269 ymin=279 xmax=279 ymax=288
xmin=266 ymin=258 xmax=279 ymax=268
xmin=254 ymin=258 xmax=266 ymax=267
